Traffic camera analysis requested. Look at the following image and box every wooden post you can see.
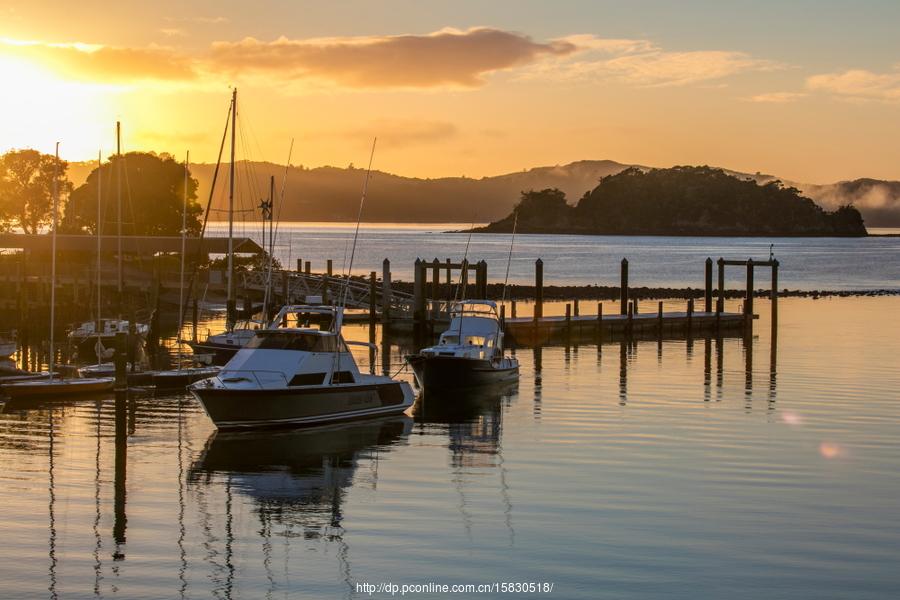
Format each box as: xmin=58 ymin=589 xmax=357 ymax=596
xmin=431 ymin=258 xmax=440 ymax=319
xmin=500 ymin=304 xmax=506 ymax=325
xmin=296 ymin=258 xmax=302 ymax=272
xmin=479 ymin=261 xmax=488 ymax=298
xmin=771 ymin=259 xmax=779 ymax=327
xmin=687 ymin=298 xmax=694 ymax=334
xmin=633 ymin=296 xmax=639 ymax=314
xmin=381 ymin=258 xmax=391 ymax=324
xmin=114 ymin=331 xmax=127 ymax=390
xmin=627 ymin=300 xmax=633 ymax=336
xmin=534 ymin=258 xmax=543 ymax=320
xmin=445 ymin=258 xmax=452 ymax=296
xmin=369 ymin=271 xmax=377 ymax=343
xmin=717 ymin=257 xmax=725 ymax=314
xmin=281 ymin=269 xmax=289 ymax=304
xmin=573 ymin=298 xmax=579 ymax=317
xmin=597 ymin=302 xmax=603 ymax=341
xmin=191 ymin=297 xmax=198 ymax=343
xmin=620 ymin=258 xmax=629 ymax=315
xmin=511 ymin=300 xmax=517 ymax=318
xmin=705 ymin=257 xmax=713 ymax=313
xmin=460 ymin=258 xmax=469 ymax=296
xmin=657 ymin=300 xmax=663 ymax=335
xmin=565 ymin=303 xmax=571 ymax=335
xmin=413 ymin=258 xmax=425 ymax=324
xmin=304 ymin=261 xmax=311 ymax=275
xmin=745 ymin=259 xmax=754 ymax=318
xmin=243 ymin=296 xmax=252 ymax=319
xmin=324 ymin=258 xmax=333 ymax=304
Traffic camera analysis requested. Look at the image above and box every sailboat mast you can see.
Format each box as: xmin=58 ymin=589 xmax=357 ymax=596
xmin=49 ymin=143 xmax=59 ymax=381
xmin=96 ymin=149 xmax=102 ymax=366
xmin=226 ymin=88 xmax=236 ymax=328
xmin=179 ymin=151 xmax=189 ymax=368
xmin=116 ymin=122 xmax=123 ymax=315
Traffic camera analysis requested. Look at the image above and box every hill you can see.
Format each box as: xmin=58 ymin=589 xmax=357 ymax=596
xmin=65 ymin=159 xmax=899 ymax=227
xmin=475 ymin=167 xmax=867 ymax=237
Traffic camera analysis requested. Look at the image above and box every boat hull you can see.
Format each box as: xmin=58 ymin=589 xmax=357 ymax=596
xmin=407 ymin=355 xmax=519 ymax=390
xmin=186 ymin=341 xmax=241 ymax=366
xmin=70 ymin=333 xmax=145 ymax=361
xmin=189 ymin=381 xmax=414 ymax=429
xmin=1 ymin=378 xmax=115 ymax=399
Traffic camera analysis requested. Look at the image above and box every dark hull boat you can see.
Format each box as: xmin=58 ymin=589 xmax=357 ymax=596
xmin=189 ymin=305 xmax=415 ymax=430
xmin=407 ymin=301 xmax=520 ymax=391
xmin=190 ymin=380 xmax=412 ymax=429
xmin=408 ymin=355 xmax=519 ymax=389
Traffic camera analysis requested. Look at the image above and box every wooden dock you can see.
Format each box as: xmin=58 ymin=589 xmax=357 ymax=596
xmin=503 ymin=310 xmax=750 ymax=345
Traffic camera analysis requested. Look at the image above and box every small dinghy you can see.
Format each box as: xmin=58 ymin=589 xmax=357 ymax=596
xmin=1 ymin=376 xmax=115 ymax=399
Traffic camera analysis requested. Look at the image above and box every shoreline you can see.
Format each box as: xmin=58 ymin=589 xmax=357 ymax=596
xmin=386 ymin=280 xmax=900 ymax=301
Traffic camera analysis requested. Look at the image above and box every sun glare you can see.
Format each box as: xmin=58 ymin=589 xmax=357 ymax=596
xmin=0 ymin=54 xmax=120 ymax=159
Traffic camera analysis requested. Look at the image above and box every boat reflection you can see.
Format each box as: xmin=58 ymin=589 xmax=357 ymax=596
xmin=190 ymin=416 xmax=412 ymax=530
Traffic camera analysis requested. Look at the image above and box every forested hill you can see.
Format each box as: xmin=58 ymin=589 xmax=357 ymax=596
xmin=474 ymin=167 xmax=867 ymax=237
xmin=65 ymin=158 xmax=897 ymax=227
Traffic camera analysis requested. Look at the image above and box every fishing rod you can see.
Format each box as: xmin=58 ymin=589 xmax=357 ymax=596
xmin=501 ymin=209 xmax=518 ymax=304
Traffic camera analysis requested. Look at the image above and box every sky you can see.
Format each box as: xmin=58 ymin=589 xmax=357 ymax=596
xmin=1 ymin=0 xmax=899 ymax=184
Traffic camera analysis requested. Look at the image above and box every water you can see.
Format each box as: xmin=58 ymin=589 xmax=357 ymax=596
xmin=207 ymin=222 xmax=900 ymax=291
xmin=1 ymin=296 xmax=898 ymax=598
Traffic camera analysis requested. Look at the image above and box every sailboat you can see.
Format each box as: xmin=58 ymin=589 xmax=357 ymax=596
xmin=187 ymin=89 xmax=264 ymax=365
xmin=2 ymin=144 xmax=114 ymax=399
xmin=189 ymin=138 xmax=415 ymax=429
xmin=152 ymin=150 xmax=220 ymax=390
xmin=67 ymin=124 xmax=149 ymax=361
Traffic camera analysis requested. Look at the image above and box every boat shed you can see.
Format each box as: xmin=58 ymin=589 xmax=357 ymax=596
xmin=0 ymin=234 xmax=263 ymax=256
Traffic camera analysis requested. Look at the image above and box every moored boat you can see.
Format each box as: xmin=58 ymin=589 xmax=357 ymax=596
xmin=407 ymin=300 xmax=519 ymax=390
xmin=1 ymin=377 xmax=115 ymax=399
xmin=189 ymin=305 xmax=415 ymax=429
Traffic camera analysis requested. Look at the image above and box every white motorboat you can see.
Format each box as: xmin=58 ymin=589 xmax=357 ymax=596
xmin=189 ymin=305 xmax=415 ymax=429
xmin=407 ymin=300 xmax=519 ymax=390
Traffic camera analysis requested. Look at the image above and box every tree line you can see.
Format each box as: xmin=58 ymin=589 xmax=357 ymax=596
xmin=0 ymin=148 xmax=202 ymax=236
xmin=476 ymin=166 xmax=867 ymax=236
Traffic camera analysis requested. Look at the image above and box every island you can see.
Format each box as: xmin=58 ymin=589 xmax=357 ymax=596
xmin=473 ymin=166 xmax=867 ymax=236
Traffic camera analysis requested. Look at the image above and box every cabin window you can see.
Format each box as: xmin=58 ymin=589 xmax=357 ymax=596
xmin=331 ymin=371 xmax=355 ymax=384
xmin=465 ymin=336 xmax=486 ymax=346
xmin=289 ymin=373 xmax=326 ymax=386
xmin=246 ymin=331 xmax=338 ymax=352
xmin=441 ymin=335 xmax=459 ymax=345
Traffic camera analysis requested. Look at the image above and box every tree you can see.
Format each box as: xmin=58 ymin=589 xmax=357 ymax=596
xmin=0 ymin=149 xmax=73 ymax=233
xmin=61 ymin=151 xmax=202 ymax=236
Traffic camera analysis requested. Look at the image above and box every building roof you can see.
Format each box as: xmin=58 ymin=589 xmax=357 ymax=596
xmin=0 ymin=234 xmax=263 ymax=254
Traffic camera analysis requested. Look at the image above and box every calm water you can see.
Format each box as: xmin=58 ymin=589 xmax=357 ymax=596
xmin=1 ymin=296 xmax=898 ymax=599
xmin=206 ymin=222 xmax=900 ymax=291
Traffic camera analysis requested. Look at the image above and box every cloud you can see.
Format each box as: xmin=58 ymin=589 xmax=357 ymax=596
xmin=159 ymin=28 xmax=187 ymax=38
xmin=745 ymin=91 xmax=807 ymax=103
xmin=314 ymin=119 xmax=459 ymax=147
xmin=165 ymin=16 xmax=229 ymax=24
xmin=807 ymin=67 xmax=900 ymax=102
xmin=209 ymin=27 xmax=576 ymax=88
xmin=521 ymin=35 xmax=783 ymax=87
xmin=0 ymin=38 xmax=196 ymax=82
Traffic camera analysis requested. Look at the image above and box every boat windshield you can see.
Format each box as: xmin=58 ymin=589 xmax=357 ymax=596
xmin=245 ymin=331 xmax=341 ymax=352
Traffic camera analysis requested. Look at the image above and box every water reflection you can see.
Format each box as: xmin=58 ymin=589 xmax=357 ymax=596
xmin=189 ymin=417 xmax=412 ymax=598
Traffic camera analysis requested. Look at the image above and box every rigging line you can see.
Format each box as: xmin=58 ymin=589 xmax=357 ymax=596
xmin=179 ymin=97 xmax=233 ymax=332
xmin=264 ymin=139 xmax=294 ymax=319
xmin=339 ymin=138 xmax=377 ymax=312
xmin=453 ymin=212 xmax=478 ymax=303
xmin=501 ymin=209 xmax=518 ymax=304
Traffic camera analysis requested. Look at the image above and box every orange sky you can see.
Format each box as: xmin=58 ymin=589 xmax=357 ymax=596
xmin=1 ymin=1 xmax=899 ymax=184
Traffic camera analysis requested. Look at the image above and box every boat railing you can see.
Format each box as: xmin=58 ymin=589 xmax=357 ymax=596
xmin=215 ymin=369 xmax=289 ymax=389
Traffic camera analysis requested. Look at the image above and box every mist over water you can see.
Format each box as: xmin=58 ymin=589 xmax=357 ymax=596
xmin=0 ymin=296 xmax=898 ymax=598
xmin=208 ymin=223 xmax=900 ymax=290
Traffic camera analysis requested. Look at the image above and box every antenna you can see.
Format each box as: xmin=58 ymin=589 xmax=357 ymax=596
xmin=501 ymin=209 xmax=518 ymax=304
xmin=338 ymin=138 xmax=377 ymax=315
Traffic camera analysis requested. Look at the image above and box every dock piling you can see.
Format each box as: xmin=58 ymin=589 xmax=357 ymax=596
xmin=745 ymin=259 xmax=754 ymax=319
xmin=381 ymin=258 xmax=391 ymax=323
xmin=717 ymin=257 xmax=725 ymax=313
xmin=620 ymin=258 xmax=629 ymax=315
xmin=705 ymin=257 xmax=713 ymax=312
xmin=114 ymin=331 xmax=127 ymax=390
xmin=535 ymin=259 xmax=544 ymax=320
xmin=369 ymin=271 xmax=377 ymax=343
